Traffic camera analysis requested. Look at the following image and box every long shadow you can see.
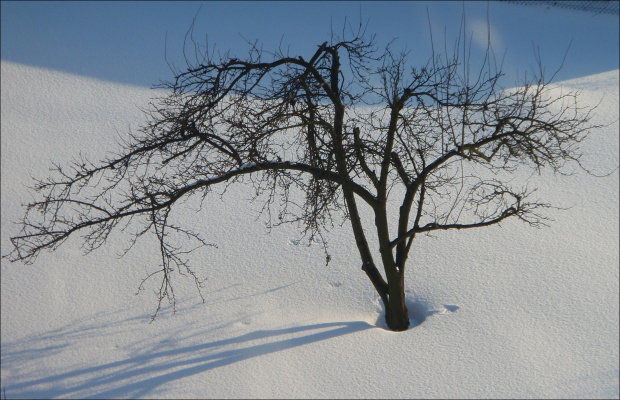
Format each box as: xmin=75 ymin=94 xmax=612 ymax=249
xmin=4 ymin=320 xmax=373 ymax=399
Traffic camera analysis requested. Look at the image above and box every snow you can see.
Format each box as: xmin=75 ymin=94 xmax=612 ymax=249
xmin=240 ymin=162 xmax=256 ymax=170
xmin=1 ymin=59 xmax=618 ymax=399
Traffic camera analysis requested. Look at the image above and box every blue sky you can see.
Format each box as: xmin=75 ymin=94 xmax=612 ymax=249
xmin=1 ymin=1 xmax=618 ymax=87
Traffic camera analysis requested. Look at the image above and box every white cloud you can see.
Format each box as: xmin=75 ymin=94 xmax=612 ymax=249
xmin=469 ymin=18 xmax=504 ymax=53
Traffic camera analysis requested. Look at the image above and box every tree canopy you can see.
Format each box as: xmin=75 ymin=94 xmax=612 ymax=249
xmin=6 ymin=24 xmax=599 ymax=330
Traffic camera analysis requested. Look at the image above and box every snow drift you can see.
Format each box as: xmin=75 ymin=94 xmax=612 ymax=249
xmin=1 ymin=60 xmax=618 ymax=398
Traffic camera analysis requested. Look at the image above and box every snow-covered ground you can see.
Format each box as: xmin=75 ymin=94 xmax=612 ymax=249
xmin=1 ymin=59 xmax=618 ymax=399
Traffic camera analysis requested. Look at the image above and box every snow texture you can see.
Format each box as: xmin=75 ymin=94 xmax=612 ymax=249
xmin=1 ymin=60 xmax=618 ymax=399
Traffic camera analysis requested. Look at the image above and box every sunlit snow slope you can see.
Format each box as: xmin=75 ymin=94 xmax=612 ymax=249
xmin=1 ymin=61 xmax=618 ymax=399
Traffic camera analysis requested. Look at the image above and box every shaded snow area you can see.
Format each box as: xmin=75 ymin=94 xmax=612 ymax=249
xmin=1 ymin=60 xmax=618 ymax=399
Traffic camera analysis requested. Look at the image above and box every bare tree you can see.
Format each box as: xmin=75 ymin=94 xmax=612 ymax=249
xmin=5 ymin=23 xmax=599 ymax=331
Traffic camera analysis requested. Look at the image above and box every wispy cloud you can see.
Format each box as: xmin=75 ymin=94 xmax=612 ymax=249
xmin=469 ymin=18 xmax=504 ymax=53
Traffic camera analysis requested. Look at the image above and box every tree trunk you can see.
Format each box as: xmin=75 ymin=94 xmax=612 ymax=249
xmin=385 ymin=275 xmax=409 ymax=331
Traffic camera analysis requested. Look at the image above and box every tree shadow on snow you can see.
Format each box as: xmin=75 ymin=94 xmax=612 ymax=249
xmin=2 ymin=318 xmax=373 ymax=399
